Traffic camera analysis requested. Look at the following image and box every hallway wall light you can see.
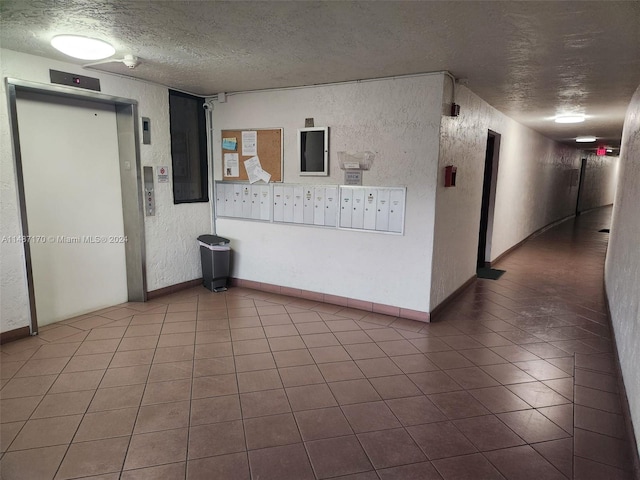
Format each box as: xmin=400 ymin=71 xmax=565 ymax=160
xmin=576 ymin=136 xmax=596 ymax=142
xmin=51 ymin=35 xmax=115 ymax=60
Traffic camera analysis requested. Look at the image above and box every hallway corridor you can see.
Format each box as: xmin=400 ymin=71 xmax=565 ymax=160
xmin=0 ymin=207 xmax=636 ymax=479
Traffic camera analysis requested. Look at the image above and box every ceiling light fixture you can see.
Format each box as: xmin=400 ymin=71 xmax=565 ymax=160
xmin=606 ymin=149 xmax=613 ymax=153
xmin=576 ymin=136 xmax=597 ymax=143
xmin=554 ymin=114 xmax=586 ymax=124
xmin=51 ymin=35 xmax=115 ymax=60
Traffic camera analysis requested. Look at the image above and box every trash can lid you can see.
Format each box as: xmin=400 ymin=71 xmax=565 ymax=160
xmin=197 ymin=234 xmax=230 ymax=245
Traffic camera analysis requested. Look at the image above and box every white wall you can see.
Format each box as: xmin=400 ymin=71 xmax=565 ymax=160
xmin=578 ymin=153 xmax=619 ymax=212
xmin=431 ymin=85 xmax=581 ymax=309
xmin=0 ymin=49 xmax=211 ymax=333
xmin=605 ymin=84 xmax=640 ymax=457
xmin=211 ymin=74 xmax=444 ymax=312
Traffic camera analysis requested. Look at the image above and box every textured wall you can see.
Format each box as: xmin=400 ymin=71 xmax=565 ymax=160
xmin=431 ymin=85 xmax=581 ymax=309
xmin=211 ymin=74 xmax=444 ymax=312
xmin=605 ymin=84 xmax=640 ymax=457
xmin=0 ymin=49 xmax=211 ymax=333
xmin=578 ymin=153 xmax=619 ymax=212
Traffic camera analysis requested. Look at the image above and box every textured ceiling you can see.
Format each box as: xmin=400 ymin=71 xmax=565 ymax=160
xmin=1 ymin=1 xmax=639 ymax=150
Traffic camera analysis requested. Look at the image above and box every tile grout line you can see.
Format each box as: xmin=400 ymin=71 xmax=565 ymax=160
xmin=108 ymin=307 xmax=164 ymax=478
xmin=231 ymin=295 xmax=255 ymax=480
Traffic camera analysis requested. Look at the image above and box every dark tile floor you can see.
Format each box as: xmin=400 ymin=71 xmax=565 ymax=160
xmin=0 ymin=206 xmax=636 ymax=479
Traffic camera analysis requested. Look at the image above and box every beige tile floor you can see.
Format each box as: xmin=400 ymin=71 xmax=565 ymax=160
xmin=0 ymin=206 xmax=636 ymax=479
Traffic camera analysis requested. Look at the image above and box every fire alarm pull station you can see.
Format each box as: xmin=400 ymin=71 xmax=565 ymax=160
xmin=444 ymin=166 xmax=457 ymax=187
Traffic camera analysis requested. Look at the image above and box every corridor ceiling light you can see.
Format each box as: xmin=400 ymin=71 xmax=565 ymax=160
xmin=576 ymin=136 xmax=597 ymax=143
xmin=51 ymin=35 xmax=115 ymax=60
xmin=606 ymin=149 xmax=613 ymax=152
xmin=554 ymin=114 xmax=586 ymax=123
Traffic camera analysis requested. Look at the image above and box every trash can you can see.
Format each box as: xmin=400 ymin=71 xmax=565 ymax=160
xmin=198 ymin=234 xmax=231 ymax=292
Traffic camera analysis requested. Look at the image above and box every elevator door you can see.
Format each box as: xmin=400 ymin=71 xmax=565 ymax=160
xmin=16 ymin=91 xmax=128 ymax=326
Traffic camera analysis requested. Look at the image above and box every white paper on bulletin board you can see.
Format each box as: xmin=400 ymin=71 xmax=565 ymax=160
xmin=244 ymin=156 xmax=271 ymax=184
xmin=242 ymin=131 xmax=257 ymax=156
xmin=224 ymin=153 xmax=239 ymax=177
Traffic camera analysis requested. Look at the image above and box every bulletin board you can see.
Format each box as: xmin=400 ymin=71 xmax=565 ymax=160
xmin=221 ymin=129 xmax=283 ymax=182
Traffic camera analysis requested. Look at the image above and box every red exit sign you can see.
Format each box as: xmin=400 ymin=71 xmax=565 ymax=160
xmin=596 ymin=146 xmax=606 ymax=156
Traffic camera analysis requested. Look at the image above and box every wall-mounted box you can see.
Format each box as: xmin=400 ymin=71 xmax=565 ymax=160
xmin=313 ymin=187 xmax=326 ymax=226
xmin=293 ymin=186 xmax=304 ymax=223
xmin=142 ymin=117 xmax=151 ymax=144
xmin=325 ymin=187 xmax=338 ymax=227
xmin=215 ymin=181 xmax=406 ymax=235
xmin=375 ymin=188 xmax=390 ymax=231
xmin=444 ymin=165 xmax=457 ymax=187
xmin=303 ymin=187 xmax=314 ymax=225
xmin=242 ymin=185 xmax=271 ymax=221
xmin=222 ymin=183 xmax=233 ymax=217
xmin=351 ymin=188 xmax=365 ymax=229
xmin=258 ymin=185 xmax=271 ymax=220
xmin=388 ymin=189 xmax=405 ymax=233
xmin=232 ymin=184 xmax=243 ymax=217
xmin=339 ymin=186 xmax=406 ymax=234
xmin=216 ymin=181 xmax=272 ymax=221
xmin=283 ymin=186 xmax=294 ymax=223
xmin=215 ymin=182 xmax=226 ymax=217
xmin=241 ymin=185 xmax=252 ymax=218
xmin=299 ymin=127 xmax=329 ymax=176
xmin=273 ymin=185 xmax=284 ymax=223
xmin=250 ymin=186 xmax=261 ymax=220
xmin=337 ymin=151 xmax=375 ymax=171
xmin=340 ymin=188 xmax=353 ymax=228
xmin=363 ymin=189 xmax=377 ymax=230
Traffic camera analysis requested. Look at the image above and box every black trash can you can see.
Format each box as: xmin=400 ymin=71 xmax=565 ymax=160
xmin=198 ymin=235 xmax=231 ymax=292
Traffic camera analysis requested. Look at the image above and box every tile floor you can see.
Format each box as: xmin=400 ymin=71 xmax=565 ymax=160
xmin=0 ymin=206 xmax=636 ymax=479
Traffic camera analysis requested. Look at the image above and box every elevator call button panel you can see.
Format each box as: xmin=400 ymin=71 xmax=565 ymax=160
xmin=143 ymin=166 xmax=155 ymax=216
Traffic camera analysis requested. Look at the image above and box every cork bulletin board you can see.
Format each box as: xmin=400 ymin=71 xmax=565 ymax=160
xmin=221 ymin=128 xmax=283 ymax=182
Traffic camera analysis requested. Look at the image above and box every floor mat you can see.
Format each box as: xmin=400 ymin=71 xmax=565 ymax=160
xmin=477 ymin=267 xmax=506 ymax=280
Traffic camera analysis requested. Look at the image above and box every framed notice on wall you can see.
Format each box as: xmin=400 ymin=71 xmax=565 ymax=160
xmin=221 ymin=128 xmax=283 ymax=182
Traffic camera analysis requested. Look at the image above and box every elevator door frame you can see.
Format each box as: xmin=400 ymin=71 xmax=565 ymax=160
xmin=6 ymin=78 xmax=147 ymax=335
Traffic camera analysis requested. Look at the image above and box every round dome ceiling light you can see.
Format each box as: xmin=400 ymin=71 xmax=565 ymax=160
xmin=51 ymin=35 xmax=115 ymax=60
xmin=554 ymin=114 xmax=586 ymax=124
xmin=576 ymin=136 xmax=597 ymax=143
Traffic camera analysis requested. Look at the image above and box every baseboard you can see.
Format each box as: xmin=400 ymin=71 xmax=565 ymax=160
xmin=0 ymin=326 xmax=31 ymax=345
xmin=230 ymin=277 xmax=430 ymax=323
xmin=576 ymin=202 xmax=614 ymax=216
xmin=603 ymin=283 xmax=640 ymax=478
xmin=145 ymin=277 xmax=429 ymax=322
xmin=488 ymin=214 xmax=576 ymax=267
xmin=488 ymin=239 xmax=528 ymax=268
xmin=147 ymin=278 xmax=203 ymax=300
xmin=429 ymin=274 xmax=477 ymax=320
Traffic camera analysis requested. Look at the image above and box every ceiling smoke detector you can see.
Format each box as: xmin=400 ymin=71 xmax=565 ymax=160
xmin=122 ymin=54 xmax=140 ymax=69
